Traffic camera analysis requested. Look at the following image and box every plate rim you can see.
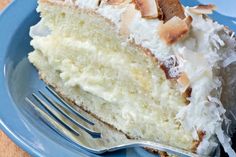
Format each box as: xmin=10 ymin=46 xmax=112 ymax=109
xmin=0 ymin=1 xmax=47 ymax=156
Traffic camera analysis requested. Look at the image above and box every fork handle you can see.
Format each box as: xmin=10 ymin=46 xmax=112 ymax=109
xmin=107 ymin=140 xmax=202 ymax=157
xmin=135 ymin=141 xmax=201 ymax=157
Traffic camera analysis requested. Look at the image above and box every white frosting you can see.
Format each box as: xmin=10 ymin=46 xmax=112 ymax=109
xmin=98 ymin=4 xmax=127 ymax=25
xmin=34 ymin=1 xmax=236 ymax=156
xmin=30 ymin=20 xmax=51 ymax=38
xmin=75 ymin=0 xmax=99 ymax=8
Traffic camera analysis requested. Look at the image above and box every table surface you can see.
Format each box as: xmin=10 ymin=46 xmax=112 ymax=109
xmin=0 ymin=1 xmax=30 ymax=157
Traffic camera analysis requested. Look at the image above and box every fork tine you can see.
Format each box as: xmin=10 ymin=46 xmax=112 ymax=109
xmin=25 ymin=97 xmax=101 ymax=153
xmin=32 ymin=93 xmax=92 ymax=137
xmin=25 ymin=97 xmax=80 ymax=136
xmin=38 ymin=90 xmax=101 ymax=136
xmin=46 ymin=86 xmax=94 ymax=125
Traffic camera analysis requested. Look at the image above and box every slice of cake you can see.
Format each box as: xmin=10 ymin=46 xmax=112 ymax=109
xmin=28 ymin=0 xmax=236 ymax=156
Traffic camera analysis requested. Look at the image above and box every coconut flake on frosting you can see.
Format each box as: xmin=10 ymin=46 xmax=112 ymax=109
xmin=177 ymin=72 xmax=190 ymax=93
xmin=158 ymin=16 xmax=192 ymax=45
xmin=120 ymin=4 xmax=138 ymax=37
xmin=158 ymin=0 xmax=186 ymax=22
xmin=133 ymin=0 xmax=162 ymax=19
xmin=189 ymin=4 xmax=217 ymax=15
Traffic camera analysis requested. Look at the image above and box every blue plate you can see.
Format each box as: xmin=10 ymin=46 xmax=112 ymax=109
xmin=0 ymin=0 xmax=235 ymax=157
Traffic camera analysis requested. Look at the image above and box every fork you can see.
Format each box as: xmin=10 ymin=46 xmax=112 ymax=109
xmin=25 ymin=86 xmax=201 ymax=157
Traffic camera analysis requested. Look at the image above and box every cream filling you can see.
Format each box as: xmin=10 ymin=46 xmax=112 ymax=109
xmin=31 ymin=33 xmax=185 ymax=117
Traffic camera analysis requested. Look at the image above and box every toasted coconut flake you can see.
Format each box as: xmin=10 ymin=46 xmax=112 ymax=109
xmin=107 ymin=0 xmax=125 ymax=5
xmin=158 ymin=0 xmax=185 ymax=22
xmin=191 ymin=131 xmax=205 ymax=153
xmin=133 ymin=0 xmax=161 ymax=19
xmin=182 ymin=87 xmax=192 ymax=104
xmin=158 ymin=16 xmax=192 ymax=45
xmin=177 ymin=72 xmax=190 ymax=92
xmin=184 ymin=15 xmax=193 ymax=25
xmin=160 ymin=56 xmax=181 ymax=79
xmin=120 ymin=4 xmax=138 ymax=36
xmin=189 ymin=4 xmax=217 ymax=15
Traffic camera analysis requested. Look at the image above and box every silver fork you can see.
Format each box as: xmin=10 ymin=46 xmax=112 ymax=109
xmin=25 ymin=86 xmax=201 ymax=157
